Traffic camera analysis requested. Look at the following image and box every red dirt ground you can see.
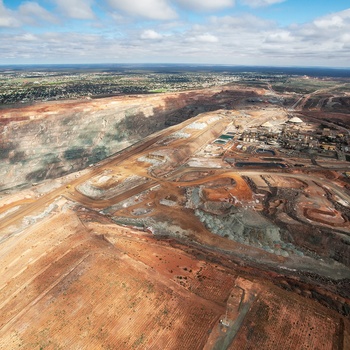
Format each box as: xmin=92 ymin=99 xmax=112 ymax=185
xmin=230 ymin=286 xmax=344 ymax=350
xmin=0 ymin=211 xmax=224 ymax=350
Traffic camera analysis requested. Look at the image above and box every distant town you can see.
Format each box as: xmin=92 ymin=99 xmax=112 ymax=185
xmin=0 ymin=68 xmax=244 ymax=105
xmin=0 ymin=65 xmax=323 ymax=106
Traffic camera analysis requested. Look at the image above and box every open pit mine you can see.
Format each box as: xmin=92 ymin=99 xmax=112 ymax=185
xmin=0 ymin=84 xmax=349 ymax=349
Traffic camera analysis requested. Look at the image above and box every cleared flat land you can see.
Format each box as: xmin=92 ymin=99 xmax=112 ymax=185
xmin=0 ymin=210 xmax=223 ymax=350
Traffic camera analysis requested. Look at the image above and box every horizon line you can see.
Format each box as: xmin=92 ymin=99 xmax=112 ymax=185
xmin=0 ymin=63 xmax=350 ymax=70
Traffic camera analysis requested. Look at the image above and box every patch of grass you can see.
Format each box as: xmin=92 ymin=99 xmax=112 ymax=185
xmin=149 ymin=88 xmax=168 ymax=93
xmin=146 ymin=281 xmax=155 ymax=294
xmin=132 ymin=333 xmax=145 ymax=348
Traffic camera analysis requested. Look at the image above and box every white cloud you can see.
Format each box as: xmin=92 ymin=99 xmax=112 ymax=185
xmin=1 ymin=16 xmax=350 ymax=67
xmin=265 ymin=30 xmax=295 ymax=43
xmin=1 ymin=2 xmax=350 ymax=67
xmin=16 ymin=33 xmax=39 ymax=41
xmin=341 ymin=33 xmax=350 ymax=43
xmin=187 ymin=33 xmax=218 ymax=42
xmin=175 ymin=0 xmax=235 ymax=11
xmin=0 ymin=0 xmax=20 ymax=27
xmin=0 ymin=16 xmax=19 ymax=28
xmin=0 ymin=1 xmax=59 ymax=27
xmin=110 ymin=12 xmax=128 ymax=23
xmin=313 ymin=9 xmax=350 ymax=29
xmin=210 ymin=14 xmax=274 ymax=30
xmin=107 ymin=0 xmax=177 ymax=20
xmin=55 ymin=0 xmax=95 ymax=19
xmin=19 ymin=2 xmax=58 ymax=25
xmin=141 ymin=29 xmax=163 ymax=40
xmin=240 ymin=0 xmax=285 ymax=8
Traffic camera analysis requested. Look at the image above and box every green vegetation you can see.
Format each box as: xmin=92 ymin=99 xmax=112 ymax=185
xmin=271 ymin=77 xmax=344 ymax=94
xmin=64 ymin=148 xmax=86 ymax=160
xmin=132 ymin=334 xmax=145 ymax=348
xmin=145 ymin=281 xmax=155 ymax=294
xmin=89 ymin=146 xmax=108 ymax=163
xmin=149 ymin=88 xmax=168 ymax=93
xmin=9 ymin=151 xmax=26 ymax=164
xmin=333 ymin=83 xmax=350 ymax=93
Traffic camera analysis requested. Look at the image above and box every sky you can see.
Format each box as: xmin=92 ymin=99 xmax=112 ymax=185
xmin=1 ymin=0 xmax=350 ymax=67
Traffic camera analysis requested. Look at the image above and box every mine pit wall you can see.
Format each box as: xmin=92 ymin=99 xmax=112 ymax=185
xmin=0 ymin=90 xmax=240 ymax=192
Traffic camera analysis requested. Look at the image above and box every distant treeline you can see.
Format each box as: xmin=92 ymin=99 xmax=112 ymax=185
xmin=1 ymin=64 xmax=350 ymax=78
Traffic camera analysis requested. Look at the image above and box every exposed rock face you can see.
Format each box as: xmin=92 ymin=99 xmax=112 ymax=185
xmin=0 ymin=87 xmax=261 ymax=192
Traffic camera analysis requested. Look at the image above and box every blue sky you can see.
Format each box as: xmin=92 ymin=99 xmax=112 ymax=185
xmin=1 ymin=0 xmax=350 ymax=66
